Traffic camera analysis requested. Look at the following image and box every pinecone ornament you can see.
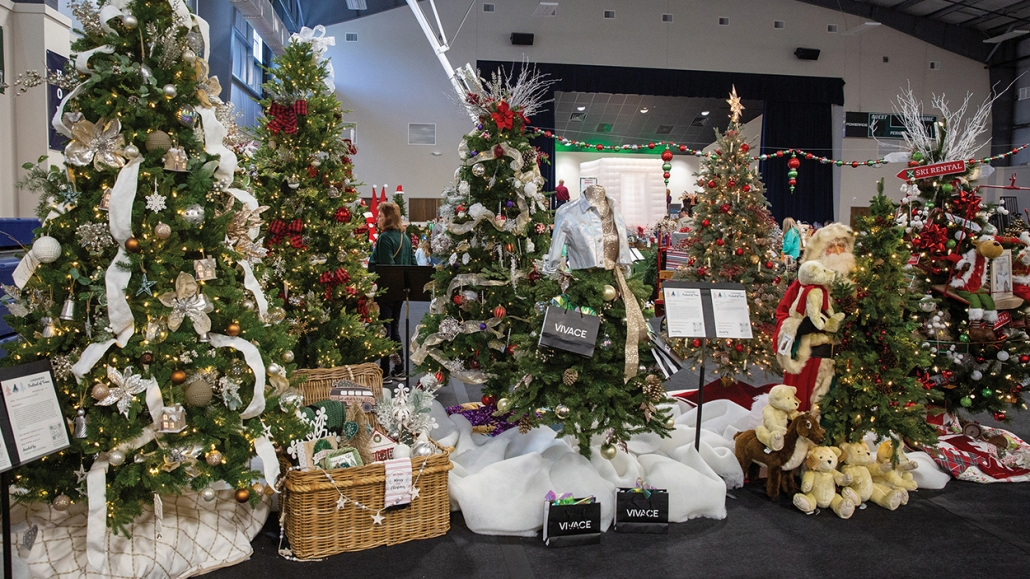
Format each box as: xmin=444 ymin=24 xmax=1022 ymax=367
xmin=563 ymin=368 xmax=579 ymax=386
xmin=838 ymin=294 xmax=858 ymax=316
xmin=881 ymin=348 xmax=898 ymax=369
xmin=518 ymin=415 xmax=533 ymax=434
xmin=642 ymin=375 xmax=665 ymax=402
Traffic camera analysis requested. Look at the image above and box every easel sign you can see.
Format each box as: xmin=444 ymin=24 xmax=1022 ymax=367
xmin=661 ymin=281 xmax=753 ymax=451
xmin=0 ymin=359 xmax=70 ymax=579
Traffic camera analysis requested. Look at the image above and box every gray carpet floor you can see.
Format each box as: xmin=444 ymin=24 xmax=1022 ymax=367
xmin=208 ymin=301 xmax=1030 ymax=579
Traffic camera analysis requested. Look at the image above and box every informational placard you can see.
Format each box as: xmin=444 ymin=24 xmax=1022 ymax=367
xmin=0 ymin=360 xmax=70 ymax=472
xmin=844 ymin=111 xmax=936 ymax=139
xmin=580 ymin=177 xmax=597 ymax=193
xmin=711 ymin=289 xmax=754 ymax=339
xmin=664 ymin=287 xmax=706 ymax=338
xmin=662 ymin=282 xmax=752 ymax=340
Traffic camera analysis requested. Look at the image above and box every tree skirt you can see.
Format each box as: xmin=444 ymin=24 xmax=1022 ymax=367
xmin=437 ymin=399 xmax=750 ymax=536
xmin=9 ymin=491 xmax=268 ymax=579
xmin=924 ymin=429 xmax=1030 ymax=483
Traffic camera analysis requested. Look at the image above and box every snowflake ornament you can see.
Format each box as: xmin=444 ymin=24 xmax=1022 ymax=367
xmin=145 ymin=192 xmax=167 ymax=212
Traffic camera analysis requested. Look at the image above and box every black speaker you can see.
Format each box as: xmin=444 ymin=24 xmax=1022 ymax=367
xmin=511 ymin=33 xmax=535 ymax=46
xmin=794 ymin=47 xmax=820 ymax=60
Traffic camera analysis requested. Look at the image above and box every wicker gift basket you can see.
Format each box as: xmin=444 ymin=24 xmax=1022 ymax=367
xmin=278 ymin=363 xmax=453 ymax=558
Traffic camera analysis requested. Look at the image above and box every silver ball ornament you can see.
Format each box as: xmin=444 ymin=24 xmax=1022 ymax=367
xmin=32 ymin=235 xmax=62 ymax=263
xmin=998 ymin=351 xmax=1010 ymax=362
xmin=139 ymin=64 xmax=154 ymax=85
xmin=412 ymin=440 xmax=436 ymax=457
xmin=121 ymin=14 xmax=138 ymax=29
xmin=176 ymin=105 xmax=198 ymax=128
xmin=472 ymin=163 xmax=486 ymax=177
xmin=154 ymin=222 xmax=172 ymax=239
xmin=163 ymin=84 xmax=178 ymax=98
xmin=183 ymin=49 xmax=197 ymax=64
xmin=554 ymin=404 xmax=570 ymax=420
xmin=201 ymin=488 xmax=216 ymax=502
xmin=267 ymin=363 xmax=283 ymax=376
xmin=283 ymin=351 xmax=295 ymax=363
xmin=971 ymin=370 xmax=983 ymax=381
xmin=665 ymin=416 xmax=676 ymax=429
xmin=109 ymin=450 xmax=125 ymax=466
xmin=124 ymin=143 xmax=141 ymax=159
xmin=182 ymin=204 xmax=205 ymax=226
xmin=206 ymin=451 xmax=223 ymax=466
xmin=496 ymin=397 xmax=512 ymax=413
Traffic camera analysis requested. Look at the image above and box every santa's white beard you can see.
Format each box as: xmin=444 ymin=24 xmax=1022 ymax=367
xmin=819 ymin=252 xmax=856 ymax=278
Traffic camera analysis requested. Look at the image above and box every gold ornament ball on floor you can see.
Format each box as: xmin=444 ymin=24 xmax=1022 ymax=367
xmin=235 ymin=488 xmax=250 ymax=503
xmin=600 ymin=443 xmax=618 ymax=460
xmin=171 ymin=370 xmax=187 ymax=385
xmin=554 ymin=404 xmax=570 ymax=420
xmin=206 ymin=451 xmax=223 ymax=466
xmin=602 ymin=284 xmax=618 ymax=301
xmin=91 ymin=383 xmax=110 ymax=401
xmin=52 ymin=494 xmax=72 ymax=511
xmin=226 ymin=322 xmax=241 ymax=337
xmin=496 ymin=397 xmax=512 ymax=413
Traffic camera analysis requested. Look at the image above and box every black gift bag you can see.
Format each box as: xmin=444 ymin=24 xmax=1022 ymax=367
xmin=614 ymin=489 xmax=669 ymax=533
xmin=542 ymin=500 xmax=602 ymax=547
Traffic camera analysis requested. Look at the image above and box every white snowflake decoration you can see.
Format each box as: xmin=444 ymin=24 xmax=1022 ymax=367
xmin=145 ymin=192 xmax=167 ymax=212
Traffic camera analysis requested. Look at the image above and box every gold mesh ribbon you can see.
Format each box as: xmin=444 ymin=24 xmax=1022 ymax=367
xmin=615 ymin=266 xmax=647 ymax=382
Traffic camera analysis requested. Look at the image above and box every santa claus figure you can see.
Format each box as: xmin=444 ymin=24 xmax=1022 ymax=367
xmin=773 ymin=223 xmax=856 ymax=412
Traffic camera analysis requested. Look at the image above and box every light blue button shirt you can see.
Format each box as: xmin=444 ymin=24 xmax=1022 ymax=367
xmin=545 ymin=193 xmax=633 ymax=271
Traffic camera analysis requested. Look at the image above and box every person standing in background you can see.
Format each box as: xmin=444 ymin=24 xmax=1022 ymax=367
xmin=781 ymin=217 xmax=801 ymax=265
xmin=554 ymin=179 xmax=570 ymax=209
xmin=368 ymin=202 xmax=415 ymax=380
xmin=415 ymin=238 xmax=430 ymax=266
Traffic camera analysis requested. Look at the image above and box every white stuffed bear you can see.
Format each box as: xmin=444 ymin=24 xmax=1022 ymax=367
xmin=755 ymin=385 xmax=801 ymax=451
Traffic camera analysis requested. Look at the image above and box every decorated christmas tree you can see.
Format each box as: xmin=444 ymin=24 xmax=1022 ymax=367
xmin=3 ymin=0 xmax=308 ymax=532
xmin=251 ymin=35 xmax=394 ymax=369
xmin=411 ymin=68 xmax=553 ymax=400
xmin=820 ymin=186 xmax=937 ymax=447
xmin=672 ymin=89 xmax=784 ymax=382
xmin=895 ymin=88 xmax=1030 ymax=419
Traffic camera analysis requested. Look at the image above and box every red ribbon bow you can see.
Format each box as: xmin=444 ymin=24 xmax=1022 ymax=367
xmin=319 ymin=267 xmax=353 ymax=299
xmin=267 ymin=100 xmax=308 ymax=134
xmin=267 ymin=219 xmax=305 ymax=247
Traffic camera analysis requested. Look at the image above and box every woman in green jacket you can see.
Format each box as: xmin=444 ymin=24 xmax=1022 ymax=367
xmin=369 ymin=202 xmax=415 ymax=379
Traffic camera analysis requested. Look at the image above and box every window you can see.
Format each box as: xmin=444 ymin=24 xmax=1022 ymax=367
xmin=230 ymin=8 xmax=266 ymax=127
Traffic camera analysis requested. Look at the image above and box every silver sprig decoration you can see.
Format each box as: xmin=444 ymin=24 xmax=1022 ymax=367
xmin=893 ymin=83 xmax=1010 ymax=163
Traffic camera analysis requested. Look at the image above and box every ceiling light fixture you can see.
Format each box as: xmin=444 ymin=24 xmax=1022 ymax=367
xmin=577 ymin=106 xmax=586 ymax=111
xmin=700 ymin=110 xmax=710 ymax=116
xmin=841 ymin=21 xmax=880 ymax=35
xmin=984 ymin=30 xmax=1029 ymax=43
xmin=640 ymin=107 xmax=649 ymax=113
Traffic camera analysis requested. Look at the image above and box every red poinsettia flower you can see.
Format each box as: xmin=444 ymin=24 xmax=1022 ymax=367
xmin=492 ymin=101 xmax=514 ymax=131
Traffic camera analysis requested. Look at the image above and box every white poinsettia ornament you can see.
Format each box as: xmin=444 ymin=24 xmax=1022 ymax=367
xmin=158 ymin=272 xmax=214 ymax=335
xmin=64 ymin=114 xmax=127 ymax=171
xmin=96 ymin=365 xmax=156 ymax=417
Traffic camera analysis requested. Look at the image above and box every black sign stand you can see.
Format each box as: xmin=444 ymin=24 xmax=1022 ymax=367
xmin=374 ymin=265 xmax=435 ymax=389
xmin=661 ymin=282 xmax=752 ymax=451
xmin=1 ymin=469 xmax=9 ymax=579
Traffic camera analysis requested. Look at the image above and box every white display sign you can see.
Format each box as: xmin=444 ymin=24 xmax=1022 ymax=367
xmin=0 ymin=360 xmax=70 ymax=470
xmin=711 ymin=289 xmax=754 ymax=339
xmin=664 ymin=288 xmax=706 ymax=338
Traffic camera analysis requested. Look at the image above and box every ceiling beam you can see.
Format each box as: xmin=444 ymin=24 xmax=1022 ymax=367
xmin=893 ymin=0 xmax=931 ymax=11
xmin=923 ymin=0 xmax=981 ymax=21
xmin=793 ymin=0 xmax=1003 ymax=62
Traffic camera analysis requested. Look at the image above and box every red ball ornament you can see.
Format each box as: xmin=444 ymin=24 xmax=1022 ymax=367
xmin=994 ymin=412 xmax=1007 ymax=421
xmin=765 ymin=261 xmax=774 ymax=269
xmin=691 ymin=339 xmax=702 ymax=348
xmin=805 ymin=153 xmax=813 ymax=160
xmin=596 ymin=144 xmax=604 ymax=151
xmin=775 ymin=151 xmax=784 ymax=158
xmin=889 ymin=401 xmax=899 ymax=407
xmin=734 ymin=343 xmax=744 ymax=353
xmin=742 ymin=184 xmax=751 ymax=193
xmin=707 ymin=180 xmax=717 ymax=189
xmin=493 ymin=305 xmax=506 ymax=318
xmin=787 ymin=157 xmax=801 ymax=170
xmin=727 ymin=180 xmax=736 ymax=188
xmin=661 ymin=150 xmax=674 ymax=162
xmin=701 ymin=219 xmax=711 ymax=228
xmin=679 ymin=145 xmax=687 ymax=152
xmin=493 ymin=145 xmax=504 ymax=158
xmin=544 ymin=131 xmax=552 ymax=138
xmin=852 ymin=161 xmax=860 ymax=168
xmin=469 ymin=359 xmax=481 ymax=370
xmin=697 ymin=267 xmax=708 ymax=276
xmin=453 ymin=294 xmax=465 ymax=305
xmin=906 ymin=402 xmax=917 ymax=408
xmin=648 ymin=142 xmax=656 ymax=149
xmin=773 ymin=276 xmax=781 ymax=284
xmin=506 ymin=344 xmax=517 ymax=355
xmin=788 ymin=178 xmax=797 ymax=186
xmin=735 ymin=248 xmax=744 ymax=256
xmin=715 ymin=149 xmax=722 ymax=156
xmin=1021 ymin=355 xmax=1030 ymax=364
xmin=741 ymin=143 xmax=750 ymax=153
xmin=720 ymin=204 xmax=731 ymax=213
xmin=435 ymin=371 xmax=445 ymax=383
xmin=482 ymin=394 xmax=497 ymax=406
xmin=663 ymin=172 xmax=671 ymax=179
xmin=716 ymin=238 xmax=725 ymax=246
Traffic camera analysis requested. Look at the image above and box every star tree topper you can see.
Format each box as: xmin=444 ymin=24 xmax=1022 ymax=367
xmin=728 ymin=86 xmax=744 ymax=122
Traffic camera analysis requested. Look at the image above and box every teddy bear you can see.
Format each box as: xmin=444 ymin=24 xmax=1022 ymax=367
xmin=793 ymin=446 xmax=856 ymax=519
xmin=838 ymin=441 xmax=906 ymax=511
xmin=773 ymin=260 xmax=846 ymax=411
xmin=872 ymin=440 xmax=919 ymax=503
xmin=755 ymin=385 xmax=801 ymax=451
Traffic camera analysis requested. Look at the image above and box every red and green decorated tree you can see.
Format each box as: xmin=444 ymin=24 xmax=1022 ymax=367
xmin=821 ymin=186 xmax=937 ymax=447
xmin=3 ymin=0 xmax=307 ymax=531
xmin=673 ymin=89 xmax=785 ymax=382
xmin=251 ymin=36 xmax=394 ymax=368
xmin=411 ymin=68 xmax=553 ymax=401
xmin=895 ymin=88 xmax=1030 ymax=419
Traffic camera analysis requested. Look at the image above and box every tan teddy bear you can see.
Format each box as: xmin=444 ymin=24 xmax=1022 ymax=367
xmin=793 ymin=446 xmax=856 ymax=519
xmin=839 ymin=441 xmax=905 ymax=511
xmin=755 ymin=385 xmax=801 ymax=451
xmin=873 ymin=440 xmax=919 ymax=503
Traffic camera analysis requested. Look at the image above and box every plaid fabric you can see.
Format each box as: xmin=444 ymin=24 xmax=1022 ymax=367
xmin=266 ymin=100 xmax=307 ymax=134
xmin=926 ymin=433 xmax=1030 ymax=482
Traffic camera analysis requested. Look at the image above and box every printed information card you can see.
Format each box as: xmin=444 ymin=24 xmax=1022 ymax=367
xmin=664 ymin=287 xmax=706 ymax=338
xmin=711 ymin=289 xmax=754 ymax=339
xmin=0 ymin=359 xmax=70 ymax=472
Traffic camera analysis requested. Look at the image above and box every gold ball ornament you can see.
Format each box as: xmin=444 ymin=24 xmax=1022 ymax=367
xmin=602 ymin=285 xmax=618 ymax=301
xmin=665 ymin=416 xmax=677 ymax=429
xmin=201 ymin=488 xmax=216 ymax=502
xmin=184 ymin=379 xmax=214 ymax=407
xmin=226 ymin=322 xmax=241 ymax=337
xmin=563 ymin=368 xmax=579 ymax=385
xmin=235 ymin=488 xmax=250 ymax=503
xmin=600 ymin=443 xmax=618 ymax=460
xmin=496 ymin=397 xmax=512 ymax=413
xmin=252 ymin=482 xmax=265 ymax=496
xmin=154 ymin=222 xmax=171 ymax=239
xmin=52 ymin=494 xmax=72 ymax=511
xmin=264 ymin=483 xmax=276 ymax=496
xmin=750 ymin=254 xmax=760 ymax=265
xmin=283 ymin=351 xmax=295 ymax=363
xmin=124 ymin=237 xmax=141 ymax=253
xmin=91 ymin=383 xmax=110 ymax=401
xmin=206 ymin=451 xmax=223 ymax=466
xmin=171 ymin=370 xmax=187 ymax=385
xmin=145 ymin=130 xmax=173 ymax=152
xmin=554 ymin=404 xmax=570 ymax=420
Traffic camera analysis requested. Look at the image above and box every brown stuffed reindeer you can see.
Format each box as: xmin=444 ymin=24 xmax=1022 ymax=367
xmin=734 ymin=411 xmax=826 ymax=498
